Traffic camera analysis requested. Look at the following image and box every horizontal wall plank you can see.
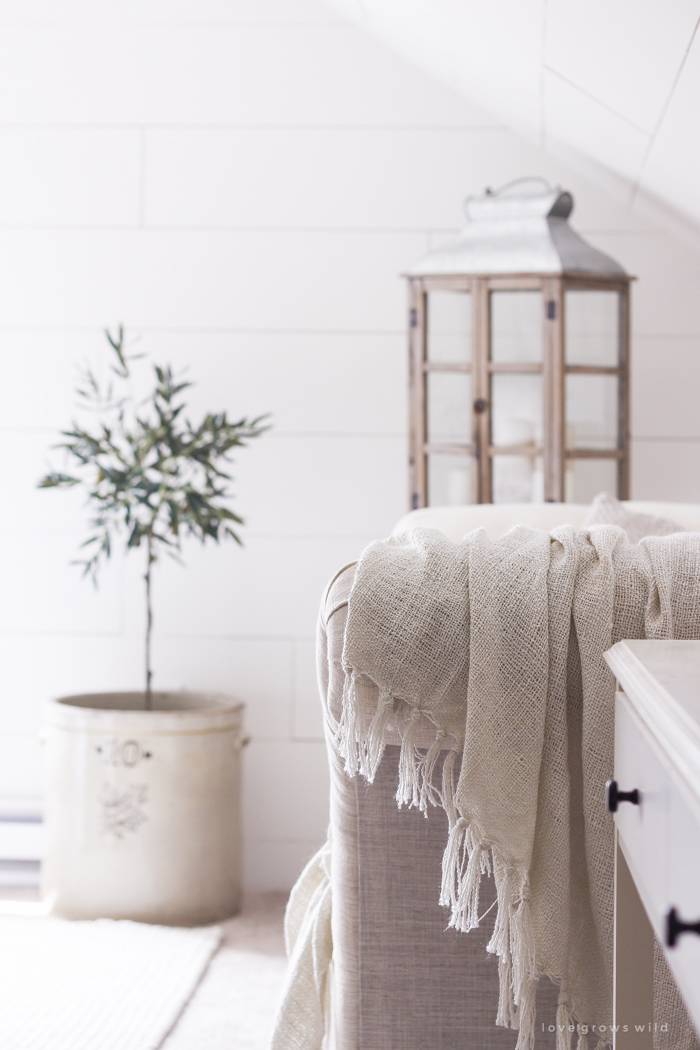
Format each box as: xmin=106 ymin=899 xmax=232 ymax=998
xmin=0 ymin=330 xmax=407 ymax=434
xmin=0 ymin=229 xmax=425 ymax=331
xmin=0 ymin=634 xmax=295 ymax=742
xmin=0 ymin=21 xmax=479 ymax=127
xmin=145 ymin=126 xmax=512 ymax=231
xmin=0 ymin=129 xmax=141 ymax=227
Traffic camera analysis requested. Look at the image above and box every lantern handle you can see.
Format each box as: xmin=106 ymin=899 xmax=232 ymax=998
xmin=464 ymin=176 xmax=559 ymax=216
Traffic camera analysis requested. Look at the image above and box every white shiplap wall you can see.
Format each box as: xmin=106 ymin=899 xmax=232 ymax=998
xmin=1 ymin=0 xmax=699 ymax=889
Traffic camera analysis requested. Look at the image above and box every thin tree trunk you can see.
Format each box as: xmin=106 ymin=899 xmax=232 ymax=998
xmin=145 ymin=535 xmax=153 ymax=711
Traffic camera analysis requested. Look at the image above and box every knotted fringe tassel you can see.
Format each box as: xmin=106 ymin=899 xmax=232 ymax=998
xmin=483 ymin=863 xmax=539 ymax=1050
xmin=492 ymin=899 xmax=515 ymax=1028
xmin=336 ymin=671 xmax=361 ymax=776
xmin=455 ymin=837 xmax=488 ymax=931
xmin=438 ymin=749 xmax=492 ymax=918
xmin=515 ymin=979 xmax=538 ymax=1050
xmin=336 ymin=671 xmax=393 ymax=783
xmin=437 ymin=748 xmax=466 ymax=912
xmin=439 ymin=817 xmax=492 ymax=926
xmin=439 ymin=816 xmax=468 ymax=911
xmin=441 ymin=747 xmax=459 ymax=829
xmin=418 ymin=730 xmax=446 ymax=811
xmin=576 ymin=1028 xmax=589 ymax=1050
xmin=363 ymin=689 xmax=394 ymax=780
xmin=395 ymin=711 xmax=448 ymax=813
xmin=338 ymin=670 xmax=449 ymax=815
xmin=556 ymin=989 xmax=574 ymax=1050
xmin=396 ymin=708 xmax=423 ymax=807
xmin=438 ymin=812 xmax=539 ymax=1048
xmin=497 ymin=952 xmax=518 ymax=1029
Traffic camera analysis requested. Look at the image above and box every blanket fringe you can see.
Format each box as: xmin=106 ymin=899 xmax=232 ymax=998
xmin=497 ymin=953 xmax=518 ymax=1029
xmin=364 ymin=689 xmax=393 ymax=780
xmin=339 ymin=667 xmax=462 ymax=818
xmin=515 ymin=979 xmax=538 ymax=1050
xmin=396 ymin=712 xmax=446 ymax=811
xmin=396 ymin=709 xmax=422 ymax=808
xmin=457 ymin=837 xmax=488 ymax=931
xmin=336 ymin=671 xmax=361 ymax=776
xmin=556 ymin=990 xmax=573 ymax=1050
xmin=441 ymin=747 xmax=459 ymax=828
xmin=440 ymin=825 xmax=539 ymax=1046
xmin=418 ymin=730 xmax=446 ymax=810
xmin=439 ymin=816 xmax=467 ymax=911
xmin=487 ymin=862 xmax=539 ymax=1049
xmin=336 ymin=672 xmax=393 ymax=783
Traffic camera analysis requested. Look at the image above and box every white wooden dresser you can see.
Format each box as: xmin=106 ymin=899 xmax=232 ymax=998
xmin=605 ymin=640 xmax=700 ymax=1049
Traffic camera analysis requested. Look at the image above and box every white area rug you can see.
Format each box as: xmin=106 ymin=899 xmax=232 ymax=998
xmin=0 ymin=916 xmax=221 ymax=1050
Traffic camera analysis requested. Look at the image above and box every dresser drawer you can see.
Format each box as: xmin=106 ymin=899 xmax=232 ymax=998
xmin=616 ymin=687 xmax=700 ymax=1033
xmin=615 ymin=690 xmax=670 ymax=938
xmin=665 ymin=769 xmax=700 ymax=1029
xmin=606 ymin=641 xmax=700 ymax=1044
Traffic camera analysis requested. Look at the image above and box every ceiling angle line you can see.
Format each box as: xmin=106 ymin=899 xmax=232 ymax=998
xmin=631 ymin=13 xmax=700 ymax=204
xmin=542 ymin=65 xmax=650 ymax=135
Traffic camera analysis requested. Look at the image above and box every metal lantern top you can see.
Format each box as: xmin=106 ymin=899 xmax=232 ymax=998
xmin=406 ymin=180 xmax=626 ymax=278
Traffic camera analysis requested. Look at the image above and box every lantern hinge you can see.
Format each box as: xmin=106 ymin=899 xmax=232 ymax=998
xmin=409 ymin=308 xmax=418 ymax=327
xmin=546 ymin=300 xmax=556 ymax=320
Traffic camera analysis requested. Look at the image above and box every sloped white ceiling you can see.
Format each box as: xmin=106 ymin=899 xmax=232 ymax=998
xmin=324 ymin=0 xmax=700 ymax=236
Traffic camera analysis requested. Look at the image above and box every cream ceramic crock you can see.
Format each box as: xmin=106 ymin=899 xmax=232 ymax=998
xmin=42 ymin=691 xmax=245 ymax=925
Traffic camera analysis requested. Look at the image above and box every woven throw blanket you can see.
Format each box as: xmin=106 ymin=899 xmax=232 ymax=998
xmin=338 ymin=524 xmax=700 ymax=1050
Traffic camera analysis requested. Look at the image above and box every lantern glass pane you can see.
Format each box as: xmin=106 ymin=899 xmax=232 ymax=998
xmin=427 ymin=453 xmax=473 ymax=505
xmin=492 ymin=455 xmax=544 ymax=504
xmin=426 ymin=290 xmax=472 ymax=363
xmin=566 ymin=459 xmax=618 ymax=503
xmin=490 ymin=290 xmax=543 ymax=363
xmin=565 ymin=374 xmax=618 ymax=449
xmin=565 ymin=289 xmax=619 ymax=366
xmin=427 ymin=372 xmax=471 ymax=444
xmin=490 ymin=373 xmax=543 ymax=448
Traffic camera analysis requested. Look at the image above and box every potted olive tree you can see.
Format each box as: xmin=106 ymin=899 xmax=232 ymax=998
xmin=39 ymin=329 xmax=268 ymax=925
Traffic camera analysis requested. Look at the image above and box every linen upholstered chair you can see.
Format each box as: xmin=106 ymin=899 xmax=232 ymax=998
xmin=317 ymin=501 xmax=700 ymax=1050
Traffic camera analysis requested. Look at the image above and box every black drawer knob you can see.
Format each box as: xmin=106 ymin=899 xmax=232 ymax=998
xmin=666 ymin=907 xmax=700 ymax=948
xmin=605 ymin=779 xmax=640 ymax=813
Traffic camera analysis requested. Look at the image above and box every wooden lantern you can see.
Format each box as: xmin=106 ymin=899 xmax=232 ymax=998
xmin=405 ymin=180 xmax=632 ymax=508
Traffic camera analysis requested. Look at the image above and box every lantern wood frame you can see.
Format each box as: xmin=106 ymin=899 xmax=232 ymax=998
xmin=408 ymin=272 xmax=632 ymax=509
